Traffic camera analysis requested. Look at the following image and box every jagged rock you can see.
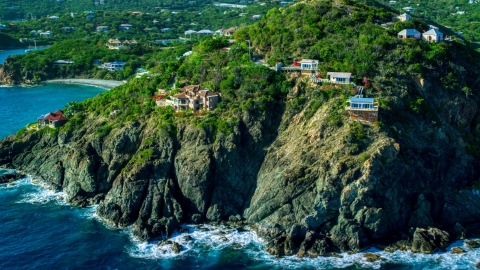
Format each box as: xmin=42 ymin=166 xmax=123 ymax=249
xmin=182 ymin=235 xmax=193 ymax=242
xmin=453 ymin=223 xmax=467 ymax=240
xmin=411 ymin=227 xmax=450 ymax=254
xmin=87 ymin=193 xmax=105 ymax=205
xmin=384 ymin=240 xmax=411 ymax=252
xmin=476 ymin=262 xmax=480 ymax=269
xmin=329 ymin=253 xmax=343 ymax=258
xmin=0 ymin=171 xmax=26 ymax=183
xmin=450 ymin=247 xmax=465 ymax=254
xmin=68 ymin=196 xmax=87 ymax=208
xmin=307 ymin=239 xmax=330 ymax=258
xmin=408 ymin=194 xmax=434 ymax=229
xmin=191 ymin=214 xmax=202 ymax=224
xmin=284 ymin=224 xmax=305 ymax=255
xmin=229 ymin=214 xmax=242 ymax=222
xmin=330 ymin=220 xmax=369 ymax=252
xmin=466 ymin=240 xmax=480 ymax=249
xmin=157 ymin=240 xmax=168 ymax=246
xmin=171 ymin=242 xmax=182 ymax=254
xmin=265 ymin=234 xmax=286 ymax=257
xmin=364 ymin=253 xmax=385 ymax=262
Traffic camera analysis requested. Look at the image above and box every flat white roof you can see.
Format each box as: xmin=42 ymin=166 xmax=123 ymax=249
xmin=300 ymin=59 xmax=319 ymax=64
xmin=327 ymin=72 xmax=352 ymax=78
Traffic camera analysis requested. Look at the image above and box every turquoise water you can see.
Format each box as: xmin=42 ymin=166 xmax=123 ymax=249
xmin=0 ymin=49 xmax=480 ymax=269
xmin=0 ymin=84 xmax=105 ymax=139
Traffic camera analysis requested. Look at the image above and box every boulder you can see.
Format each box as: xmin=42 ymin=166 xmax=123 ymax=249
xmin=0 ymin=171 xmax=26 ymax=183
xmin=171 ymin=242 xmax=182 ymax=254
xmin=411 ymin=227 xmax=450 ymax=254
xmin=384 ymin=240 xmax=411 ymax=252
xmin=364 ymin=253 xmax=385 ymax=262
xmin=307 ymin=239 xmax=330 ymax=258
xmin=450 ymin=247 xmax=465 ymax=254
xmin=330 ymin=220 xmax=369 ymax=252
xmin=466 ymin=240 xmax=480 ymax=249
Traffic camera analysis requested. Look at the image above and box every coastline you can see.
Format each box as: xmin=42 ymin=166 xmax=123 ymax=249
xmin=42 ymin=79 xmax=126 ymax=90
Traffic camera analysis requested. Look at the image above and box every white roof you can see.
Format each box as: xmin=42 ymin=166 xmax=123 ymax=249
xmin=300 ymin=59 xmax=319 ymax=64
xmin=398 ymin=29 xmax=420 ymax=35
xmin=184 ymin=30 xmax=197 ymax=34
xmin=197 ymin=29 xmax=213 ymax=34
xmin=423 ymin=29 xmax=443 ymax=36
xmin=327 ymin=72 xmax=352 ymax=78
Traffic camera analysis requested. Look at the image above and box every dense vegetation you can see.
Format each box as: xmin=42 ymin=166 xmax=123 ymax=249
xmin=3 ymin=38 xmax=191 ymax=81
xmin=376 ymin=0 xmax=480 ymax=49
xmin=0 ymin=4 xmax=273 ymax=45
xmin=7 ymin=0 xmax=480 ymax=156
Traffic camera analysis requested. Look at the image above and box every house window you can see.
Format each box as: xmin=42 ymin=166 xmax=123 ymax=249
xmin=337 ymin=78 xmax=346 ymax=83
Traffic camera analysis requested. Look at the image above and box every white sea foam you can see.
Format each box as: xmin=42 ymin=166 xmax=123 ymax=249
xmin=123 ymin=220 xmax=480 ymax=269
xmin=245 ymin=240 xmax=480 ymax=269
xmin=15 ymin=175 xmax=67 ymax=205
xmin=127 ymin=224 xmax=263 ymax=260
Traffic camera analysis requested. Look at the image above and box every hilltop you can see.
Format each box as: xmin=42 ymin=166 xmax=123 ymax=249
xmin=1 ymin=0 xmax=480 ymax=257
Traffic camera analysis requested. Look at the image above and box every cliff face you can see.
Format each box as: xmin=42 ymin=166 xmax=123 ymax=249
xmin=1 ymin=71 xmax=480 ymax=255
xmin=2 ymin=0 xmax=480 ymax=256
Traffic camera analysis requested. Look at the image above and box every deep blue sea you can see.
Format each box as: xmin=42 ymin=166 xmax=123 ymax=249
xmin=1 ymin=50 xmax=479 ymax=270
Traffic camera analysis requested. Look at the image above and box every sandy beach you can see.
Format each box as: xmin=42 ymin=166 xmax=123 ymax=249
xmin=43 ymin=79 xmax=125 ymax=90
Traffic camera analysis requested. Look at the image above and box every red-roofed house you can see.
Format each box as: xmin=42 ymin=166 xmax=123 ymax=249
xmin=38 ymin=110 xmax=69 ymax=128
xmin=165 ymin=85 xmax=219 ymax=112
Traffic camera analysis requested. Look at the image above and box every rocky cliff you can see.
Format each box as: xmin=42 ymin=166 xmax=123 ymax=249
xmin=1 ymin=70 xmax=480 ymax=255
xmin=1 ymin=0 xmax=480 ymax=257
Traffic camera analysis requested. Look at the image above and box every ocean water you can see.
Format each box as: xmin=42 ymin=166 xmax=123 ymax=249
xmin=1 ymin=50 xmax=480 ymax=269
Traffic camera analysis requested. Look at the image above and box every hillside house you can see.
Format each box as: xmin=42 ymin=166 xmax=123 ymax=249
xmin=327 ymin=72 xmax=353 ymax=84
xmin=0 ymin=24 xmax=6 ymax=30
xmin=397 ymin=13 xmax=411 ymax=21
xmin=118 ymin=24 xmax=133 ymax=30
xmin=252 ymin=15 xmax=262 ymax=20
xmin=53 ymin=60 xmax=74 ymax=66
xmin=96 ymin=26 xmax=109 ymax=32
xmin=86 ymin=15 xmax=95 ymax=20
xmin=39 ymin=31 xmax=52 ymax=38
xmin=221 ymin=27 xmax=238 ymax=37
xmin=106 ymin=38 xmax=138 ymax=49
xmin=100 ymin=61 xmax=126 ymax=71
xmin=197 ymin=29 xmax=213 ymax=35
xmin=346 ymin=97 xmax=379 ymax=122
xmin=300 ymin=59 xmax=319 ymax=72
xmin=38 ymin=110 xmax=69 ymax=128
xmin=62 ymin=27 xmax=77 ymax=33
xmin=422 ymin=29 xmax=443 ymax=43
xmin=165 ymin=85 xmax=219 ymax=112
xmin=49 ymin=16 xmax=59 ymax=20
xmin=398 ymin=29 xmax=421 ymax=39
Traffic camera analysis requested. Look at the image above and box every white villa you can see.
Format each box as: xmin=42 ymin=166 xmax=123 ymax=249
xmin=327 ymin=72 xmax=353 ymax=84
xmin=422 ymin=29 xmax=443 ymax=43
xmin=300 ymin=59 xmax=319 ymax=71
xmin=397 ymin=13 xmax=411 ymax=22
xmin=100 ymin=61 xmax=126 ymax=71
xmin=398 ymin=29 xmax=421 ymax=39
xmin=118 ymin=24 xmax=133 ymax=30
xmin=49 ymin=16 xmax=60 ymax=20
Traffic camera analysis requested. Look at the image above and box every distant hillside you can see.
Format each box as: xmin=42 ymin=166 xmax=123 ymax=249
xmin=375 ymin=0 xmax=480 ymax=49
xmin=0 ymin=0 xmax=255 ymax=20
